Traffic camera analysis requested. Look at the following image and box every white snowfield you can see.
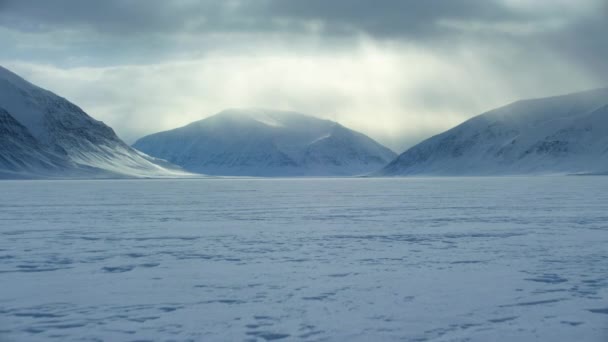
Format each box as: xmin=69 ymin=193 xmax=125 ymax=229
xmin=1 ymin=177 xmax=607 ymax=341
xmin=380 ymin=88 xmax=608 ymax=176
xmin=133 ymin=108 xmax=397 ymax=176
xmin=0 ymin=66 xmax=190 ymax=179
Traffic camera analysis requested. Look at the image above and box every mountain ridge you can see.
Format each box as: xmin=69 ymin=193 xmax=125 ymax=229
xmin=0 ymin=65 xmax=188 ymax=179
xmin=134 ymin=108 xmax=397 ymax=176
xmin=379 ymin=87 xmax=608 ymax=176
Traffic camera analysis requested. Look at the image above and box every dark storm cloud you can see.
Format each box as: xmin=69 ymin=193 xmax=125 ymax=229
xmin=539 ymin=12 xmax=608 ymax=76
xmin=1 ymin=0 xmax=605 ymax=70
xmin=261 ymin=0 xmax=519 ymax=37
xmin=0 ymin=0 xmax=207 ymax=33
xmin=0 ymin=0 xmax=568 ymax=37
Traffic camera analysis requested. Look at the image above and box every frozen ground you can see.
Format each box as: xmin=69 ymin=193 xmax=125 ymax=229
xmin=0 ymin=177 xmax=607 ymax=341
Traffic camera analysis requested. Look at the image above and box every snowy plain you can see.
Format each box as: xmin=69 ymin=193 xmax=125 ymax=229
xmin=0 ymin=177 xmax=607 ymax=341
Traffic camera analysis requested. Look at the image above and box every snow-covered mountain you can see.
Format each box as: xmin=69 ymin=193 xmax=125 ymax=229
xmin=380 ymin=88 xmax=608 ymax=176
xmin=133 ymin=109 xmax=397 ymax=176
xmin=0 ymin=66 xmax=187 ymax=179
xmin=0 ymin=107 xmax=71 ymax=178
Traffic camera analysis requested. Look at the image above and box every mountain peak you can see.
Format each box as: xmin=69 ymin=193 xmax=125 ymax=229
xmin=380 ymin=87 xmax=608 ymax=176
xmin=210 ymin=108 xmax=335 ymax=129
xmin=0 ymin=66 xmax=188 ymax=178
xmin=134 ymin=108 xmax=395 ymax=176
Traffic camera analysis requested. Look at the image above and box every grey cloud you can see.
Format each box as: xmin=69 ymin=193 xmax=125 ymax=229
xmin=0 ymin=0 xmax=605 ymax=151
xmin=0 ymin=0 xmax=205 ymax=33
xmin=1 ymin=0 xmax=605 ymax=73
xmin=540 ymin=15 xmax=608 ymax=76
xmin=0 ymin=0 xmax=591 ymax=37
xmin=260 ymin=0 xmax=519 ymax=37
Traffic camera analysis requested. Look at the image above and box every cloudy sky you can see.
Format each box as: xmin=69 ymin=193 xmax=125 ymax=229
xmin=0 ymin=0 xmax=606 ymax=151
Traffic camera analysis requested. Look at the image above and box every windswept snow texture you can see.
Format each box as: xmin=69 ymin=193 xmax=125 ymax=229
xmin=0 ymin=66 xmax=187 ymax=179
xmin=1 ymin=178 xmax=608 ymax=341
xmin=133 ymin=109 xmax=397 ymax=176
xmin=0 ymin=108 xmax=70 ymax=178
xmin=381 ymin=88 xmax=608 ymax=176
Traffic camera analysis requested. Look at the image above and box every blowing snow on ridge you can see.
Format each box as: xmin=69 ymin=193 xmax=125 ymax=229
xmin=0 ymin=66 xmax=187 ymax=179
xmin=133 ymin=109 xmax=397 ymax=176
xmin=380 ymin=88 xmax=608 ymax=176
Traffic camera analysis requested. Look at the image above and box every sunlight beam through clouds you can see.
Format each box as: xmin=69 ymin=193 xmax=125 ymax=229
xmin=0 ymin=0 xmax=605 ymax=151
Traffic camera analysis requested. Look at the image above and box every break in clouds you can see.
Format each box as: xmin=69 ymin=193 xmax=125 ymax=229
xmin=0 ymin=0 xmax=606 ymax=151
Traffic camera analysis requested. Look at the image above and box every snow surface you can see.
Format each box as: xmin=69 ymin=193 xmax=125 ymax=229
xmin=380 ymin=88 xmax=608 ymax=176
xmin=133 ymin=108 xmax=397 ymax=176
xmin=0 ymin=66 xmax=189 ymax=179
xmin=0 ymin=108 xmax=71 ymax=178
xmin=1 ymin=177 xmax=607 ymax=341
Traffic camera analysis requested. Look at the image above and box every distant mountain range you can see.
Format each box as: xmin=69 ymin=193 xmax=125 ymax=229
xmin=133 ymin=109 xmax=397 ymax=176
xmin=0 ymin=66 xmax=187 ymax=179
xmin=379 ymin=88 xmax=608 ymax=176
xmin=2 ymin=65 xmax=607 ymax=179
